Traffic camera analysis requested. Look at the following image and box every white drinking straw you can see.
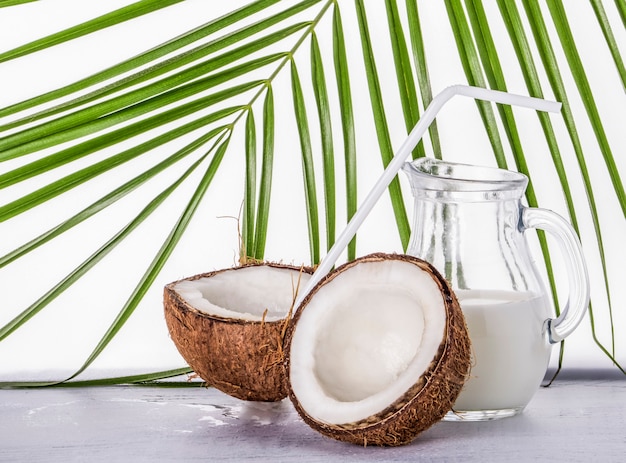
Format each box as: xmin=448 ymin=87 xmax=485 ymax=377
xmin=294 ymin=84 xmax=562 ymax=307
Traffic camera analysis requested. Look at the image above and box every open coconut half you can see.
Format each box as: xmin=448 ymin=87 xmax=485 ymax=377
xmin=164 ymin=263 xmax=312 ymax=402
xmin=284 ymin=253 xmax=471 ymax=446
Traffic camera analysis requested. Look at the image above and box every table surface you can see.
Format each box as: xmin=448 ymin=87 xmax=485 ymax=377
xmin=1 ymin=369 xmax=624 ymax=462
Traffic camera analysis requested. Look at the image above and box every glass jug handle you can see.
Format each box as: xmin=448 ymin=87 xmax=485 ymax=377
xmin=521 ymin=207 xmax=590 ymax=344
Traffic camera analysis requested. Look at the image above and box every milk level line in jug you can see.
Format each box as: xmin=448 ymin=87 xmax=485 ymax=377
xmin=294 ymin=84 xmax=562 ymax=308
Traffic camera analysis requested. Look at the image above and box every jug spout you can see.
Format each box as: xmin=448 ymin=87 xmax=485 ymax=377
xmin=403 ymin=157 xmax=535 ymax=291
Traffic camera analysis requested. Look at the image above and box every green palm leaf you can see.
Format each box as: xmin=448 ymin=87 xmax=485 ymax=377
xmin=331 ymin=4 xmax=357 ymax=261
xmin=0 ymin=0 xmax=184 ymax=63
xmin=547 ymin=0 xmax=625 ymax=217
xmin=405 ymin=1 xmax=442 ymax=159
xmin=0 ymin=0 xmax=36 ymax=7
xmin=311 ymin=32 xmax=336 ymax=254
xmin=251 ymin=86 xmax=276 ymax=261
xmin=385 ymin=0 xmax=425 ymax=160
xmin=243 ymin=108 xmax=258 ymax=261
xmin=590 ymin=0 xmax=626 ymax=89
xmin=444 ymin=0 xmax=509 ymax=169
xmin=291 ymin=58 xmax=321 ymax=264
xmin=0 ymin=367 xmax=195 ymax=389
xmin=617 ymin=0 xmax=626 ymax=28
xmin=355 ymin=0 xmax=410 ymax=250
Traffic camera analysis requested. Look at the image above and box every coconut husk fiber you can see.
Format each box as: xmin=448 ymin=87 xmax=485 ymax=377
xmin=164 ymin=263 xmax=312 ymax=402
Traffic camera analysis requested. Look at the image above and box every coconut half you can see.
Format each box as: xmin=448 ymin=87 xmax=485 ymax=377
xmin=164 ymin=263 xmax=312 ymax=402
xmin=284 ymin=253 xmax=471 ymax=446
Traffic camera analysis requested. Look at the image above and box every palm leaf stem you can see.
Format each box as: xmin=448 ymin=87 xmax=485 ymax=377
xmin=202 ymin=0 xmax=332 ymax=135
xmin=2 ymin=0 xmax=621 ymax=382
xmin=228 ymin=0 xmax=335 ymax=262
xmin=0 ymin=29 xmax=297 ymax=151
xmin=0 ymin=22 xmax=310 ymax=136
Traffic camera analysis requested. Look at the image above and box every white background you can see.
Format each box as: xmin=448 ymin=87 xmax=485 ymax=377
xmin=0 ymin=1 xmax=624 ymax=380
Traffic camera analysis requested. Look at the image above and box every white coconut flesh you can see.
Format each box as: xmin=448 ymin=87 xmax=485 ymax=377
xmin=174 ymin=266 xmax=312 ymax=322
xmin=289 ymin=259 xmax=446 ymax=425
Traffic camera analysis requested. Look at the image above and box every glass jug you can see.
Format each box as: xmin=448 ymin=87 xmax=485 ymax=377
xmin=403 ymin=158 xmax=589 ymax=421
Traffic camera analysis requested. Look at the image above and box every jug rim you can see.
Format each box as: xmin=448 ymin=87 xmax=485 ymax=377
xmin=403 ymin=158 xmax=528 ymax=193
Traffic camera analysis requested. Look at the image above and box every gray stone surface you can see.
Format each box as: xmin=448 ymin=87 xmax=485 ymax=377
xmin=0 ymin=370 xmax=624 ymax=462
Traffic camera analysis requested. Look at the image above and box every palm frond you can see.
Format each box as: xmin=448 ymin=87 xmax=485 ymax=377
xmin=0 ymin=0 xmax=292 ymax=119
xmin=0 ymin=0 xmax=623 ymax=383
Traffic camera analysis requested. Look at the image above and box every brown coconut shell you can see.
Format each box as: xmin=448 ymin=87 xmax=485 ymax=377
xmin=283 ymin=253 xmax=471 ymax=446
xmin=164 ymin=262 xmax=313 ymax=402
